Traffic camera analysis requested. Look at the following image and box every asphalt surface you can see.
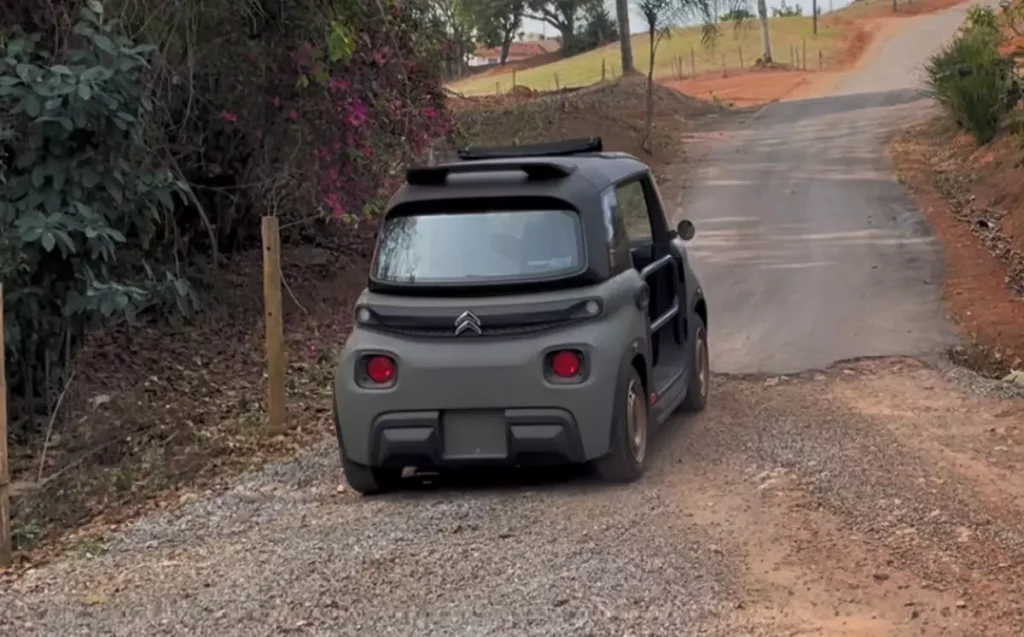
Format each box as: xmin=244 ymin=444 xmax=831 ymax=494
xmin=680 ymin=3 xmax=998 ymax=374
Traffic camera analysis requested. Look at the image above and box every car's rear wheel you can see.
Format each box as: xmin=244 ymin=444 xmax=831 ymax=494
xmin=680 ymin=315 xmax=710 ymax=412
xmin=594 ymin=367 xmax=648 ymax=483
xmin=341 ymin=455 xmax=403 ymax=495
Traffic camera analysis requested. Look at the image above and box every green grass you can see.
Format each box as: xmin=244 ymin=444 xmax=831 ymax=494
xmin=450 ymin=17 xmax=843 ymax=96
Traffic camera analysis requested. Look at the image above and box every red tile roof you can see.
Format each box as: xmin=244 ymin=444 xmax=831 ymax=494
xmin=473 ymin=39 xmax=561 ymax=61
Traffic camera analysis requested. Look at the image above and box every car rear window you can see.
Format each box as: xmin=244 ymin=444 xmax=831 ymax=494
xmin=372 ymin=209 xmax=583 ymax=284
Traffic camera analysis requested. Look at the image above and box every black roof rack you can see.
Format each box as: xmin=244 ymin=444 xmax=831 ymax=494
xmin=406 ymin=161 xmax=575 ymax=186
xmin=457 ymin=137 xmax=603 ymax=161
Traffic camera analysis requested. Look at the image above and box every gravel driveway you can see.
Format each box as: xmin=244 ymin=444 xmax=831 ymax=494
xmin=3 ymin=358 xmax=1023 ymax=636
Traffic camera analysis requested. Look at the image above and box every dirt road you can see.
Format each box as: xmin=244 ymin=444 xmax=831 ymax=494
xmin=3 ymin=3 xmax=1024 ymax=636
xmin=679 ymin=1 xmax=1002 ymax=374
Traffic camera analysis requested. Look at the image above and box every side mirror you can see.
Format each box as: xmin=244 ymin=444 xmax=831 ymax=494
xmin=676 ymin=219 xmax=696 ymax=241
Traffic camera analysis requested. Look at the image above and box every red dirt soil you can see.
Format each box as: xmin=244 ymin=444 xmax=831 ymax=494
xmin=891 ymin=122 xmax=1024 ymax=370
xmin=663 ymin=70 xmax=812 ymax=108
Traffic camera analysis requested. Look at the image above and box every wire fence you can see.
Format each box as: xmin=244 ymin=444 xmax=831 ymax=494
xmin=482 ymin=39 xmax=831 ymax=96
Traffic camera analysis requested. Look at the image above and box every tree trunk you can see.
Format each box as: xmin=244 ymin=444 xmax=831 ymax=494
xmin=643 ymin=30 xmax=656 ymax=153
xmin=500 ymin=36 xmax=513 ymax=65
xmin=757 ymin=0 xmax=772 ymax=62
xmin=559 ymin=24 xmax=576 ymax=54
xmin=616 ymin=0 xmax=634 ymax=74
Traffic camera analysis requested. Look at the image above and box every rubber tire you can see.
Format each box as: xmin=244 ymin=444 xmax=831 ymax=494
xmin=341 ymin=455 xmax=403 ymax=495
xmin=593 ymin=367 xmax=648 ymax=484
xmin=680 ymin=315 xmax=709 ymax=412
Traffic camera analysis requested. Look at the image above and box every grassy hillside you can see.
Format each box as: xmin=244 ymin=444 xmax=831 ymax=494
xmin=450 ymin=17 xmax=843 ymax=96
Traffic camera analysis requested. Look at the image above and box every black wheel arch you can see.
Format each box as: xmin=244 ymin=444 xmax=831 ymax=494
xmin=606 ymin=341 xmax=648 ymax=453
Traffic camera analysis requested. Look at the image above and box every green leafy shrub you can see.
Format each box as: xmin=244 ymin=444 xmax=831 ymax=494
xmin=924 ymin=16 xmax=1019 ymax=144
xmin=0 ymin=4 xmax=197 ymax=429
xmin=0 ymin=0 xmax=455 ymax=437
xmin=966 ymin=4 xmax=999 ymax=31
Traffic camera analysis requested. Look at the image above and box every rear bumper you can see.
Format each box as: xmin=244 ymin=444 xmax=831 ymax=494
xmin=349 ymin=408 xmax=585 ymax=468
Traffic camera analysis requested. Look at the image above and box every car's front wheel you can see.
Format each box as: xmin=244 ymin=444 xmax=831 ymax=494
xmin=594 ymin=367 xmax=648 ymax=483
xmin=680 ymin=315 xmax=710 ymax=412
xmin=341 ymin=455 xmax=403 ymax=495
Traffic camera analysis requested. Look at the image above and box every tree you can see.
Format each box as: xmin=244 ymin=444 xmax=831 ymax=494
xmin=755 ymin=0 xmax=772 ymax=62
xmin=635 ymin=0 xmax=677 ymax=152
xmin=616 ymin=0 xmax=635 ymax=74
xmin=703 ymin=0 xmax=768 ymax=62
xmin=469 ymin=0 xmax=525 ymax=65
xmin=430 ymin=0 xmax=475 ymax=77
xmin=576 ymin=4 xmax=619 ymax=53
xmin=524 ymin=0 xmax=603 ymax=53
xmin=771 ymin=0 xmax=802 ymax=16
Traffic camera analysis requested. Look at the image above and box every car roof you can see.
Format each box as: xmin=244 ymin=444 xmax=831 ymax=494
xmin=385 ymin=138 xmax=651 ymax=216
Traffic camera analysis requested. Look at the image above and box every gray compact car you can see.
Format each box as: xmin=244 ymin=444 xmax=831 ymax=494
xmin=332 ymin=138 xmax=709 ymax=494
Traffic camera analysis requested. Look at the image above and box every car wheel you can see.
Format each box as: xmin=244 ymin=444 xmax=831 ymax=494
xmin=680 ymin=315 xmax=710 ymax=412
xmin=341 ymin=455 xmax=403 ymax=495
xmin=594 ymin=367 xmax=648 ymax=483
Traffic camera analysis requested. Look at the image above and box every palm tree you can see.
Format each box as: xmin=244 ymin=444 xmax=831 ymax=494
xmin=681 ymin=0 xmax=770 ymax=63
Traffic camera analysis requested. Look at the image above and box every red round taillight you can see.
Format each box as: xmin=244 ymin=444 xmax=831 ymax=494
xmin=551 ymin=350 xmax=581 ymax=378
xmin=365 ymin=355 xmax=396 ymax=384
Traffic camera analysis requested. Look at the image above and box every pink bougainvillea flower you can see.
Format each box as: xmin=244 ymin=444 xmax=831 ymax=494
xmin=325 ymin=192 xmax=344 ymax=218
xmin=219 ymin=110 xmax=238 ymax=124
xmin=329 ymin=77 xmax=349 ymax=93
xmin=287 ymin=110 xmax=298 ymax=121
xmin=346 ymin=100 xmax=368 ymax=127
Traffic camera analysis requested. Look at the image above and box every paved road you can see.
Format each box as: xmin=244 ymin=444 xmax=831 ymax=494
xmin=681 ymin=3 xmax=997 ymax=374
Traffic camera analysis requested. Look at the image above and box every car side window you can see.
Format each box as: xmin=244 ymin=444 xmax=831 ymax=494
xmin=616 ymin=180 xmax=653 ymax=243
xmin=601 ymin=189 xmax=631 ymax=273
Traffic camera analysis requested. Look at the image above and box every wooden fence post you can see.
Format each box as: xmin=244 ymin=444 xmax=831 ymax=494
xmin=554 ymin=73 xmax=560 ymax=90
xmin=739 ymin=46 xmax=744 ymax=69
xmin=0 ymin=283 xmax=10 ymax=568
xmin=818 ymin=49 xmax=823 ymax=71
xmin=601 ymin=58 xmax=606 ymax=81
xmin=721 ymin=54 xmax=726 ymax=75
xmin=261 ymin=217 xmax=286 ymax=434
xmin=802 ymin=39 xmax=807 ymax=71
xmin=690 ymin=47 xmax=696 ymax=76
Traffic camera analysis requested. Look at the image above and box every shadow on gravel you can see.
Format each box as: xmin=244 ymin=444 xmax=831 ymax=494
xmin=370 ymin=412 xmax=708 ymax=498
